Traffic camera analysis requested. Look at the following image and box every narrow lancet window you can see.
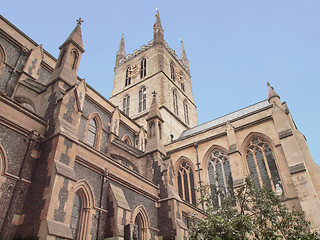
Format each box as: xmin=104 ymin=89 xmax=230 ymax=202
xmin=170 ymin=62 xmax=175 ymax=81
xmin=87 ymin=118 xmax=97 ymax=147
xmin=139 ymin=86 xmax=147 ymax=112
xmin=123 ymin=94 xmax=130 ymax=116
xmin=140 ymin=58 xmax=147 ymax=78
xmin=183 ymin=100 xmax=189 ymax=125
xmin=173 ymin=89 xmax=179 ymax=115
xmin=125 ymin=67 xmax=131 ymax=86
xmin=71 ymin=193 xmax=81 ymax=239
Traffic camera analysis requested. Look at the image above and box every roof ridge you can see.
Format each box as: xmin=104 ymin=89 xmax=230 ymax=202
xmin=179 ymin=99 xmax=270 ymax=138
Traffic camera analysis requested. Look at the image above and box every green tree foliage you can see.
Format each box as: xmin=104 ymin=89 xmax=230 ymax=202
xmin=189 ymin=177 xmax=319 ymax=240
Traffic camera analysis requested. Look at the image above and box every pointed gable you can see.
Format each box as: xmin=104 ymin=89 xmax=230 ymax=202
xmin=59 ymin=19 xmax=84 ymax=53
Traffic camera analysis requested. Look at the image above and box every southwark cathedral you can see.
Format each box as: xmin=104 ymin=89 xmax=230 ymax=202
xmin=0 ymin=11 xmax=319 ymax=239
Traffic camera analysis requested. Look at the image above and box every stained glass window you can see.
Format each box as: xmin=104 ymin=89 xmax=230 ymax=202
xmin=246 ymin=137 xmax=282 ymax=193
xmin=87 ymin=118 xmax=97 ymax=147
xmin=177 ymin=160 xmax=196 ymax=205
xmin=71 ymin=193 xmax=81 ymax=239
xmin=207 ymin=149 xmax=233 ymax=206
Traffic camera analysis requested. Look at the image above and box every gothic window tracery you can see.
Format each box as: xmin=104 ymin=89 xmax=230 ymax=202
xmin=132 ymin=207 xmax=150 ymax=240
xmin=177 ymin=160 xmax=196 ymax=205
xmin=207 ymin=149 xmax=233 ymax=207
xmin=183 ymin=100 xmax=189 ymax=125
xmin=246 ymin=137 xmax=282 ymax=193
xmin=71 ymin=181 xmax=94 ymax=240
xmin=140 ymin=58 xmax=147 ymax=78
xmin=123 ymin=94 xmax=130 ymax=116
xmin=173 ymin=89 xmax=179 ymax=115
xmin=139 ymin=86 xmax=146 ymax=112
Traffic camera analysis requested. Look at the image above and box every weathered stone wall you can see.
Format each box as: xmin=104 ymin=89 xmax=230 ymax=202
xmin=0 ymin=37 xmax=27 ymax=95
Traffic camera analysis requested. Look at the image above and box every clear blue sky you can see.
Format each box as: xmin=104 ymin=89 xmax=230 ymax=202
xmin=2 ymin=1 xmax=319 ymax=165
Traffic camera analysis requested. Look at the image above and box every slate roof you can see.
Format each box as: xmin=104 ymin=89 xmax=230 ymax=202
xmin=179 ymin=100 xmax=271 ymax=138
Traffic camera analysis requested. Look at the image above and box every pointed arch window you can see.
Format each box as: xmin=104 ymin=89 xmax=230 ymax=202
xmin=177 ymin=160 xmax=196 ymax=205
xmin=134 ymin=213 xmax=143 ymax=240
xmin=71 ymin=192 xmax=81 ymax=238
xmin=132 ymin=207 xmax=150 ymax=240
xmin=0 ymin=144 xmax=6 ymax=176
xmin=15 ymin=97 xmax=36 ymax=113
xmin=207 ymin=149 xmax=233 ymax=207
xmin=140 ymin=58 xmax=147 ymax=78
xmin=71 ymin=182 xmax=94 ymax=240
xmin=87 ymin=118 xmax=97 ymax=147
xmin=246 ymin=137 xmax=282 ymax=193
xmin=158 ymin=123 xmax=162 ymax=140
xmin=123 ymin=94 xmax=130 ymax=116
xmin=183 ymin=100 xmax=189 ymax=125
xmin=0 ymin=44 xmax=5 ymax=74
xmin=170 ymin=62 xmax=175 ymax=81
xmin=149 ymin=121 xmax=155 ymax=138
xmin=181 ymin=83 xmax=185 ymax=92
xmin=173 ymin=89 xmax=179 ymax=115
xmin=139 ymin=86 xmax=146 ymax=112
xmin=125 ymin=67 xmax=132 ymax=86
xmin=122 ymin=135 xmax=133 ymax=146
xmin=71 ymin=50 xmax=79 ymax=71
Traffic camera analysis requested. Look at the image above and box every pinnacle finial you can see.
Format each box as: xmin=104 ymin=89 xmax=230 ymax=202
xmin=117 ymin=33 xmax=125 ymax=54
xmin=180 ymin=37 xmax=189 ymax=71
xmin=153 ymin=8 xmax=162 ymax=30
xmin=59 ymin=18 xmax=84 ymax=52
xmin=267 ymin=82 xmax=280 ymax=102
xmin=76 ymin=17 xmax=84 ymax=25
xmin=115 ymin=33 xmax=126 ymax=67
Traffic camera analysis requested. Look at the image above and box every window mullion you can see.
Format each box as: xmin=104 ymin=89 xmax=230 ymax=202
xmin=262 ymin=144 xmax=275 ymax=191
xmin=252 ymin=147 xmax=263 ymax=188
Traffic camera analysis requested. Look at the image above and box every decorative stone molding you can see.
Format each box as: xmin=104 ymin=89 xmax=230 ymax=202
xmin=233 ymin=178 xmax=244 ymax=188
xmin=47 ymin=218 xmax=73 ymax=239
xmin=229 ymin=144 xmax=237 ymax=154
xmin=278 ymin=129 xmax=293 ymax=139
xmin=54 ymin=160 xmax=77 ymax=181
xmin=176 ymin=218 xmax=188 ymax=230
xmin=289 ymin=162 xmax=306 ymax=174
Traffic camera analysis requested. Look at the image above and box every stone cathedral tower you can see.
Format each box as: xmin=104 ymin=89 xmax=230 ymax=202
xmin=109 ymin=10 xmax=198 ymax=144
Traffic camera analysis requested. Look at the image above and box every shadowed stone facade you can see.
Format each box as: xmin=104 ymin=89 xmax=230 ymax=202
xmin=0 ymin=11 xmax=319 ymax=239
